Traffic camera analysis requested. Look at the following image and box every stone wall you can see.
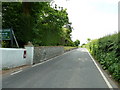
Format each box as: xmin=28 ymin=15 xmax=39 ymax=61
xmin=33 ymin=46 xmax=64 ymax=64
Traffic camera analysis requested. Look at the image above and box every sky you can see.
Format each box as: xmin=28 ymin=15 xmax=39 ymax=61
xmin=53 ymin=0 xmax=119 ymax=45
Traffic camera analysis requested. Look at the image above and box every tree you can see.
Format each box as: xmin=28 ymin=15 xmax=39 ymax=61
xmin=2 ymin=2 xmax=74 ymax=47
xmin=0 ymin=2 xmax=2 ymax=29
xmin=2 ymin=2 xmax=23 ymax=47
xmin=81 ymin=43 xmax=86 ymax=47
xmin=87 ymin=38 xmax=91 ymax=43
xmin=74 ymin=39 xmax=80 ymax=46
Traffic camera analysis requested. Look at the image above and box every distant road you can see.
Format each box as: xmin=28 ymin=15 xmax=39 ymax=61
xmin=2 ymin=48 xmax=115 ymax=88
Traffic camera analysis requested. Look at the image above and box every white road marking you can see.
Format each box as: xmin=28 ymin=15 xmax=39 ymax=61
xmin=32 ymin=60 xmax=49 ymax=67
xmin=85 ymin=48 xmax=113 ymax=89
xmin=11 ymin=70 xmax=23 ymax=75
xmin=32 ymin=49 xmax=77 ymax=67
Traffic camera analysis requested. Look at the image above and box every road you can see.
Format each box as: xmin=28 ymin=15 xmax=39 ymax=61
xmin=2 ymin=48 xmax=115 ymax=88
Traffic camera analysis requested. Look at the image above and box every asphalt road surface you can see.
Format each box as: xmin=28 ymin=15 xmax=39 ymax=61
xmin=2 ymin=48 xmax=115 ymax=88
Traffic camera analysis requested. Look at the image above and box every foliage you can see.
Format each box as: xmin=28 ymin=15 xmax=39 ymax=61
xmin=2 ymin=67 xmax=10 ymax=70
xmin=2 ymin=41 xmax=10 ymax=48
xmin=85 ymin=32 xmax=120 ymax=82
xmin=2 ymin=2 xmax=74 ymax=47
xmin=74 ymin=39 xmax=80 ymax=46
xmin=87 ymin=38 xmax=91 ymax=42
xmin=81 ymin=43 xmax=86 ymax=47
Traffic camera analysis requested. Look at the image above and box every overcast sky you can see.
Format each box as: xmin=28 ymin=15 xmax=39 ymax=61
xmin=53 ymin=0 xmax=119 ymax=45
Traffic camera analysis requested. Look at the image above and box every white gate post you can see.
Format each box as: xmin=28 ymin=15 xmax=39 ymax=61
xmin=25 ymin=42 xmax=34 ymax=65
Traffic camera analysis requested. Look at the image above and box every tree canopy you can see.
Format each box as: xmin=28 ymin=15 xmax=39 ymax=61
xmin=74 ymin=39 xmax=80 ymax=46
xmin=2 ymin=2 xmax=76 ymax=47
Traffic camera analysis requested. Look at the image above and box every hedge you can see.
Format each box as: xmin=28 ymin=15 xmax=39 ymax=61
xmin=85 ymin=32 xmax=120 ymax=82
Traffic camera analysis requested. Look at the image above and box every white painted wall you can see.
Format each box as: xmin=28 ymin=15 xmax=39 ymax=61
xmin=0 ymin=48 xmax=27 ymax=69
xmin=0 ymin=49 xmax=2 ymax=90
xmin=0 ymin=48 xmax=2 ymax=70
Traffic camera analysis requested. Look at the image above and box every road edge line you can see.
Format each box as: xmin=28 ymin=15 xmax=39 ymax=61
xmin=86 ymin=48 xmax=113 ymax=89
xmin=10 ymin=70 xmax=23 ymax=75
xmin=32 ymin=48 xmax=77 ymax=67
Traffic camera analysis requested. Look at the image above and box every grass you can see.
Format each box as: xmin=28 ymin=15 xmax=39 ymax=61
xmin=2 ymin=67 xmax=10 ymax=70
xmin=64 ymin=46 xmax=77 ymax=51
